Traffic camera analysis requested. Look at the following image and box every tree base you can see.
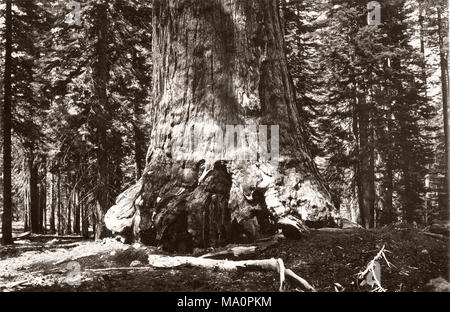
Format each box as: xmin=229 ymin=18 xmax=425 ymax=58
xmin=106 ymin=150 xmax=340 ymax=251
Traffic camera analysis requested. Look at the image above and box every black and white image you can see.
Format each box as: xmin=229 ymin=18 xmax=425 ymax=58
xmin=0 ymin=0 xmax=449 ymax=294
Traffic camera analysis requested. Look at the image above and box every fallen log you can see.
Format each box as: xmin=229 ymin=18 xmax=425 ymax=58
xmin=316 ymin=227 xmax=360 ymax=233
xmin=0 ymin=242 xmax=81 ymax=252
xmin=14 ymin=231 xmax=31 ymax=239
xmin=200 ymin=240 xmax=279 ymax=259
xmin=429 ymin=220 xmax=450 ymax=237
xmin=47 ymin=243 xmax=83 ymax=249
xmin=0 ymin=279 xmax=29 ymax=290
xmin=87 ymin=267 xmax=153 ymax=272
xmin=54 ymin=252 xmax=97 ymax=265
xmin=420 ymin=231 xmax=449 ymax=241
xmin=31 ymin=234 xmax=83 ymax=240
xmin=200 ymin=246 xmax=257 ymax=259
xmin=148 ymin=254 xmax=315 ymax=292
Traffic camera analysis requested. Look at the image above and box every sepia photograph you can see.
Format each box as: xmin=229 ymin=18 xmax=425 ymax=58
xmin=0 ymin=0 xmax=449 ymax=300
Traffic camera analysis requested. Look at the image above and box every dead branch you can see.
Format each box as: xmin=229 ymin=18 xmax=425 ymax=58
xmin=285 ymin=268 xmax=316 ymax=292
xmin=277 ymin=258 xmax=285 ymax=291
xmin=420 ymin=231 xmax=449 ymax=241
xmin=148 ymin=254 xmax=316 ymax=292
xmin=357 ymin=245 xmax=391 ymax=292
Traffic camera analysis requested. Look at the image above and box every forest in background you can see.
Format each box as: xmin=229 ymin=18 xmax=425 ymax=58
xmin=0 ymin=0 xmax=448 ymax=243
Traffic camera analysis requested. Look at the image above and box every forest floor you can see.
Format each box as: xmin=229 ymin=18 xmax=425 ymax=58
xmin=0 ymin=225 xmax=449 ymax=292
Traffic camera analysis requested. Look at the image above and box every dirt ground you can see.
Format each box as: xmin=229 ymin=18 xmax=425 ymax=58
xmin=0 ymin=227 xmax=448 ymax=292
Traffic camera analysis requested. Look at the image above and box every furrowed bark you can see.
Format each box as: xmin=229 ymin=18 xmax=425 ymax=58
xmin=106 ymin=0 xmax=340 ymax=250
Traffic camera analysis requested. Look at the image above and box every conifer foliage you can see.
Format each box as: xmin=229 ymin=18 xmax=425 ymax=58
xmin=0 ymin=0 xmax=448 ymax=244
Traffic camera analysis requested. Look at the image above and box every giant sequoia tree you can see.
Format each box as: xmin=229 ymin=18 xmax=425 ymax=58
xmin=105 ymin=0 xmax=340 ymax=250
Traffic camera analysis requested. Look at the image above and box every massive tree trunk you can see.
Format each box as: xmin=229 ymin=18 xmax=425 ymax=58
xmin=1 ymin=0 xmax=13 ymax=245
xmin=105 ymin=0 xmax=339 ymax=250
